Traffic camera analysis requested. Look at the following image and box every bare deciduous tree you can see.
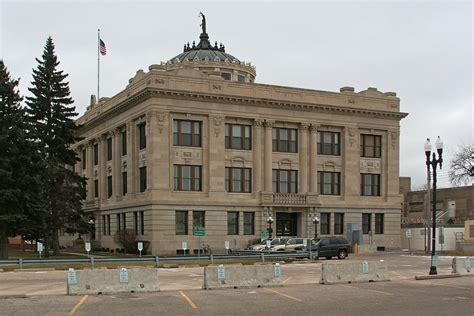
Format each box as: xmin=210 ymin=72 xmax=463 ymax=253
xmin=449 ymin=144 xmax=474 ymax=186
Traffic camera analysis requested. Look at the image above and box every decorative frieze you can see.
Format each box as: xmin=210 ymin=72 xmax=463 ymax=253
xmin=210 ymin=115 xmax=225 ymax=138
xmin=360 ymin=159 xmax=381 ymax=173
xmin=347 ymin=127 xmax=357 ymax=147
xmin=156 ymin=111 xmax=169 ymax=134
xmin=173 ymin=148 xmax=203 ymax=165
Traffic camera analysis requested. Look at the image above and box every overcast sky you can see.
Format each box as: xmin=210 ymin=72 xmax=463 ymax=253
xmin=2 ymin=0 xmax=472 ymax=189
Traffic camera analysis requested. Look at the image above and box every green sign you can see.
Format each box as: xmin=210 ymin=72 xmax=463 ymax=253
xmin=194 ymin=227 xmax=206 ymax=236
xmin=260 ymin=230 xmax=269 ymax=238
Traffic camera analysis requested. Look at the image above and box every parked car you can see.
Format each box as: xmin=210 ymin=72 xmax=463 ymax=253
xmin=306 ymin=236 xmax=351 ymax=259
xmin=271 ymin=238 xmax=309 ymax=251
xmin=248 ymin=237 xmax=290 ymax=251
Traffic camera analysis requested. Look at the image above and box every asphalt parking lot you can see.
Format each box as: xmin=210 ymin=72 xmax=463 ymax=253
xmin=0 ymin=253 xmax=473 ymax=315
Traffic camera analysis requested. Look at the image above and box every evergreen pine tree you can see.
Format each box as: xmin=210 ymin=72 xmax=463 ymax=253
xmin=0 ymin=60 xmax=42 ymax=259
xmin=26 ymin=37 xmax=86 ymax=256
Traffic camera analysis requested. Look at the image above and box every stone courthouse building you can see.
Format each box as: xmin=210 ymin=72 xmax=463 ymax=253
xmin=73 ymin=16 xmax=407 ymax=255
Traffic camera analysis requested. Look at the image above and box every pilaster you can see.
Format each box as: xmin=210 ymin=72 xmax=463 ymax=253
xmin=208 ymin=115 xmax=226 ymax=194
xmin=263 ymin=120 xmax=274 ymax=193
xmin=299 ymin=123 xmax=309 ymax=193
xmin=253 ymin=119 xmax=263 ymax=197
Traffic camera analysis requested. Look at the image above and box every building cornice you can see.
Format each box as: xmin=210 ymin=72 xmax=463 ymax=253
xmin=78 ymin=87 xmax=408 ymax=135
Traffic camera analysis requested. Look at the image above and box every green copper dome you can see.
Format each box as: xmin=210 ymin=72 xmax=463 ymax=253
xmin=168 ymin=13 xmax=241 ymax=64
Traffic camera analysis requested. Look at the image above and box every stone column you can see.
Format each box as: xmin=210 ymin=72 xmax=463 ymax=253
xmin=130 ymin=121 xmax=137 ymax=195
xmin=253 ymin=119 xmax=263 ymax=195
xmin=155 ymin=111 xmax=170 ymax=192
xmin=343 ymin=127 xmax=359 ymax=199
xmin=208 ymin=115 xmax=226 ymax=194
xmin=86 ymin=141 xmax=94 ymax=201
xmin=113 ymin=128 xmax=121 ymax=198
xmin=299 ymin=123 xmax=309 ymax=193
xmin=309 ymin=124 xmax=318 ymax=193
xmin=386 ymin=130 xmax=400 ymax=202
xmin=263 ymin=120 xmax=274 ymax=192
xmin=146 ymin=111 xmax=158 ymax=191
xmin=99 ymin=135 xmax=107 ymax=200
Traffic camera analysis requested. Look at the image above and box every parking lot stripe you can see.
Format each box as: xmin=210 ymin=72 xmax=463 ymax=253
xmin=339 ymin=284 xmax=394 ymax=296
xmin=263 ymin=288 xmax=303 ymax=302
xmin=69 ymin=295 xmax=89 ymax=315
xmin=282 ymin=277 xmax=292 ymax=284
xmin=179 ymin=290 xmax=197 ymax=309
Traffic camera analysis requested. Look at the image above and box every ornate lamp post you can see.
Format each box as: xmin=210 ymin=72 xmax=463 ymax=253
xmin=424 ymin=136 xmax=443 ymax=275
xmin=266 ymin=216 xmax=274 ymax=239
xmin=87 ymin=219 xmax=95 ymax=242
xmin=312 ymin=216 xmax=320 ymax=239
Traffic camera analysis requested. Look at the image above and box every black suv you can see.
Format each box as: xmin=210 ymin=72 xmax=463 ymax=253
xmin=306 ymin=236 xmax=351 ymax=260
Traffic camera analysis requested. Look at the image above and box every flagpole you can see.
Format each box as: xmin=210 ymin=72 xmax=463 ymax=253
xmin=97 ymin=28 xmax=100 ymax=102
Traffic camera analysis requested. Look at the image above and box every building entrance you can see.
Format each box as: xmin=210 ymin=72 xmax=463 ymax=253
xmin=276 ymin=212 xmax=298 ymax=236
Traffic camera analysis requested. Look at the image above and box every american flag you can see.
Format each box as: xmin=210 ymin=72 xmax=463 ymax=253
xmin=100 ymin=39 xmax=107 ymax=56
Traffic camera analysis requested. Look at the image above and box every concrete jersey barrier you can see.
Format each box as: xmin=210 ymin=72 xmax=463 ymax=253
xmin=320 ymin=260 xmax=389 ymax=284
xmin=67 ymin=267 xmax=160 ymax=295
xmin=203 ymin=264 xmax=282 ymax=289
xmin=452 ymin=257 xmax=473 ymax=276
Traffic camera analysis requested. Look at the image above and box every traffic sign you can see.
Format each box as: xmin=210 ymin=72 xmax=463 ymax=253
xmin=182 ymin=241 xmax=188 ymax=250
xmin=85 ymin=242 xmax=91 ymax=253
xmin=194 ymin=227 xmax=206 ymax=237
xmin=137 ymin=242 xmax=143 ymax=251
xmin=406 ymin=229 xmax=412 ymax=239
xmin=224 ymin=241 xmax=230 ymax=250
xmin=37 ymin=242 xmax=43 ymax=253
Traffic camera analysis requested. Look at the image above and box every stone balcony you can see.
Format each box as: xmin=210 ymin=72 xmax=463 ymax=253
xmin=261 ymin=192 xmax=320 ymax=206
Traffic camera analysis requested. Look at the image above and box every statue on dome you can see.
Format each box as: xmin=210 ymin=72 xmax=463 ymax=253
xmin=199 ymin=12 xmax=206 ymax=34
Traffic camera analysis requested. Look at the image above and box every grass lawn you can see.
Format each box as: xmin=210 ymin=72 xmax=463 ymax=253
xmin=7 ymin=250 xmax=86 ymax=259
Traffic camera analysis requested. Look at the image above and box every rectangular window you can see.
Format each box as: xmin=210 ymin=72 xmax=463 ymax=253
xmin=106 ymin=137 xmax=112 ymax=161
xmin=94 ymin=144 xmax=98 ymax=165
xmin=134 ymin=212 xmax=138 ymax=235
xmin=122 ymin=213 xmax=127 ymax=230
xmin=173 ymin=120 xmax=202 ymax=147
xmin=102 ymin=215 xmax=106 ymax=235
xmin=107 ymin=176 xmax=112 ymax=198
xmin=107 ymin=214 xmax=111 ymax=235
xmin=121 ymin=130 xmax=127 ymax=156
xmin=138 ymin=123 xmax=146 ymax=150
xmin=116 ymin=214 xmax=121 ymax=232
xmin=334 ymin=213 xmax=344 ymax=234
xmin=317 ymin=131 xmax=340 ymax=155
xmin=272 ymin=127 xmax=298 ymax=153
xmin=122 ymin=172 xmax=127 ymax=196
xmin=317 ymin=171 xmax=341 ymax=195
xmin=361 ymin=174 xmax=381 ymax=196
xmin=244 ymin=212 xmax=255 ymax=235
xmin=174 ymin=165 xmax=202 ymax=191
xmin=176 ymin=211 xmax=188 ymax=235
xmin=225 ymin=167 xmax=252 ymax=193
xmin=409 ymin=202 xmax=424 ymax=212
xmin=82 ymin=149 xmax=86 ymax=169
xmin=360 ymin=134 xmax=381 ymax=158
xmin=225 ymin=124 xmax=251 ymax=150
xmin=272 ymin=169 xmax=298 ymax=193
xmin=221 ymin=73 xmax=231 ymax=80
xmin=362 ymin=213 xmax=372 ymax=234
xmin=139 ymin=167 xmax=147 ymax=192
xmin=237 ymin=74 xmax=245 ymax=83
xmin=193 ymin=211 xmax=205 ymax=232
xmin=375 ymin=214 xmax=384 ymax=234
xmin=139 ymin=211 xmax=144 ymax=235
xmin=227 ymin=212 xmax=239 ymax=235
xmin=320 ymin=213 xmax=330 ymax=235
xmin=94 ymin=179 xmax=99 ymax=198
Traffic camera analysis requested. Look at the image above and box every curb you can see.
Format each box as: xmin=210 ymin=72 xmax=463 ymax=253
xmin=0 ymin=294 xmax=27 ymax=299
xmin=14 ymin=268 xmax=56 ymax=272
xmin=414 ymin=273 xmax=461 ymax=280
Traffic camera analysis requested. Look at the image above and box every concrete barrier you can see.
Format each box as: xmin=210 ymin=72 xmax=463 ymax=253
xmin=358 ymin=245 xmax=377 ymax=255
xmin=320 ymin=260 xmax=389 ymax=284
xmin=203 ymin=264 xmax=281 ymax=289
xmin=452 ymin=257 xmax=473 ymax=276
xmin=67 ymin=267 xmax=160 ymax=295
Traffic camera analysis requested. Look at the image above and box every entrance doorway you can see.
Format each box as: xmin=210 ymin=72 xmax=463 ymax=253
xmin=276 ymin=212 xmax=298 ymax=236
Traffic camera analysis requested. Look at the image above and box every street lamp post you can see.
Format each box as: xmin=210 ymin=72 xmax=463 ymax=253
xmin=87 ymin=219 xmax=95 ymax=243
xmin=266 ymin=216 xmax=274 ymax=239
xmin=312 ymin=216 xmax=320 ymax=239
xmin=424 ymin=137 xmax=443 ymax=275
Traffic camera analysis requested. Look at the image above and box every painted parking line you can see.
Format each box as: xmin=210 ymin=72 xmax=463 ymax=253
xmin=69 ymin=295 xmax=89 ymax=315
xmin=263 ymin=288 xmax=303 ymax=302
xmin=179 ymin=290 xmax=197 ymax=309
xmin=339 ymin=284 xmax=394 ymax=296
xmin=282 ymin=277 xmax=292 ymax=284
xmin=391 ymin=271 xmax=409 ymax=279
